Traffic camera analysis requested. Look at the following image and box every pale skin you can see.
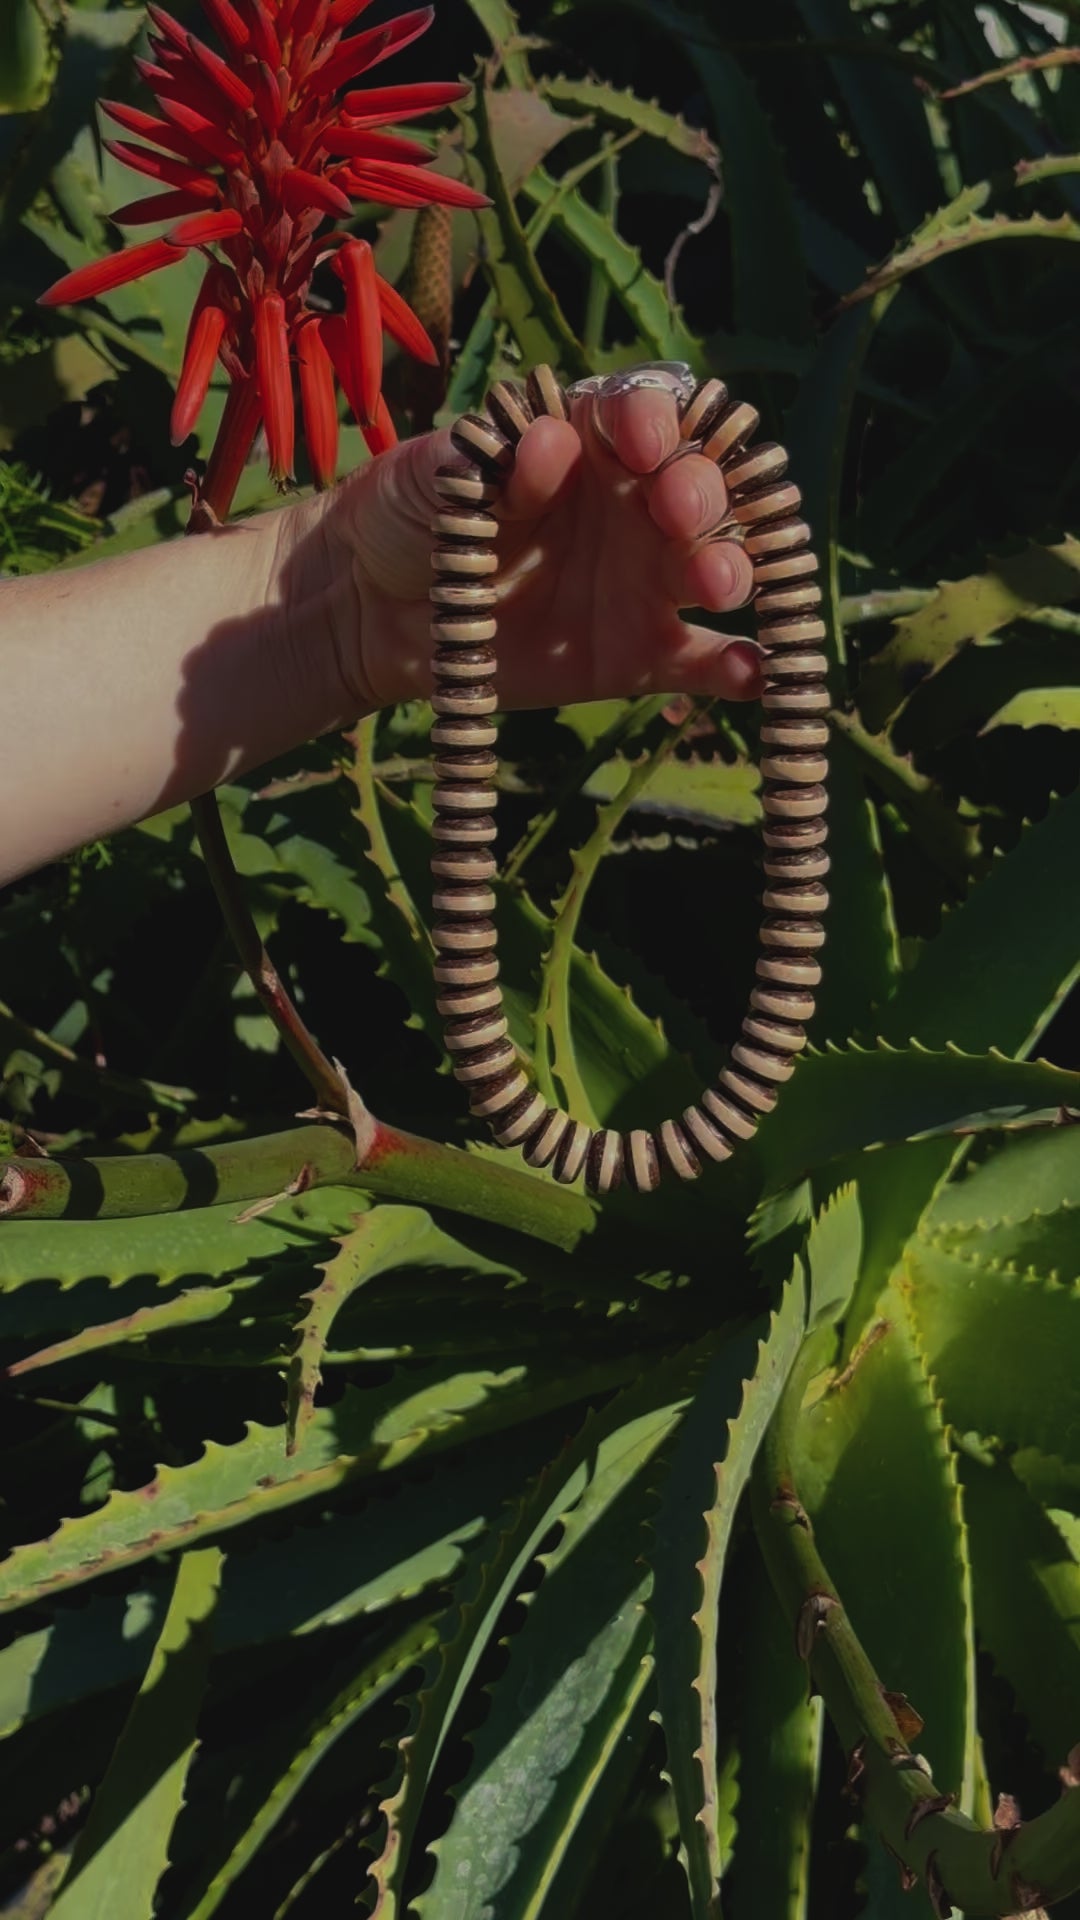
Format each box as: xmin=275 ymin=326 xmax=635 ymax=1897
xmin=0 ymin=384 xmax=759 ymax=888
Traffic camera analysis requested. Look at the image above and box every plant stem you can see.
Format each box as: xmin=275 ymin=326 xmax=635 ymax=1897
xmin=750 ymin=1341 xmax=1080 ymax=1914
xmin=189 ymin=790 xmax=344 ymax=1114
xmin=0 ymin=1121 xmax=595 ymax=1249
xmin=186 ymin=377 xmax=347 ymax=1116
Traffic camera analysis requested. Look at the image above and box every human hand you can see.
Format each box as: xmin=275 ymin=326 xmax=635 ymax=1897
xmin=279 ymin=381 xmax=762 ymax=717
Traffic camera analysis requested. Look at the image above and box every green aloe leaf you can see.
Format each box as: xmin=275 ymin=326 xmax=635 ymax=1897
xmin=905 ymin=1235 xmax=1080 ymax=1461
xmin=463 ymin=0 xmax=532 ymax=88
xmin=540 ymin=76 xmax=721 ymax=163
xmin=415 ymin=1429 xmax=660 ymax=1918
xmin=535 ymin=730 xmax=695 ymax=1118
xmin=806 ymin=1182 xmax=863 ymax=1332
xmin=725 ymin=1544 xmax=822 ymax=1920
xmin=649 ymin=1271 xmax=806 ymax=1917
xmin=876 ymin=786 xmax=1080 ymax=1056
xmin=755 ymin=1042 xmax=1080 ymax=1191
xmin=857 ymin=540 xmax=1080 ymax=731
xmin=184 ymin=1625 xmax=432 ymax=1920
xmin=0 ymin=1187 xmax=361 ymax=1335
xmin=365 ymin=1341 xmax=709 ymax=1916
xmin=48 ymin=1546 xmax=222 ymax=1920
xmin=583 ymin=751 xmax=760 ymax=829
xmin=0 ymin=1431 xmax=555 ymax=1739
xmin=790 ymin=0 xmax=943 ymax=234
xmin=961 ymin=1453 xmax=1080 ymax=1774
xmin=925 ymin=1125 xmax=1080 ymax=1237
xmin=613 ymin=0 xmax=810 ymax=338
xmin=794 ymin=1296 xmax=978 ymax=1807
xmin=519 ymin=166 xmax=704 ymax=364
xmin=983 ymin=686 xmax=1080 ymax=731
xmin=282 ymin=1208 xmax=519 ymax=1452
xmin=839 ymin=165 xmax=1080 ymax=308
xmin=0 ymin=1355 xmax=639 ymax=1614
xmin=459 ymin=83 xmax=588 ymax=379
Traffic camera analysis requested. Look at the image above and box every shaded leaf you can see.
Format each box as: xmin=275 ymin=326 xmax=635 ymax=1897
xmin=48 ymin=1546 xmax=222 ymax=1920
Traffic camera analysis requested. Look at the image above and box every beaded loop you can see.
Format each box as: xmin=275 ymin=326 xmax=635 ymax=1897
xmin=429 ymin=367 xmax=829 ymax=1198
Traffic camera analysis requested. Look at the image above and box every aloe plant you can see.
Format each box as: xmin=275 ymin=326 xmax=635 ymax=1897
xmin=3 ymin=0 xmax=1080 ymax=1915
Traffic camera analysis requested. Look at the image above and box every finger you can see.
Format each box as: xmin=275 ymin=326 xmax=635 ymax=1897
xmin=663 ymin=537 xmax=755 ymax=613
xmin=652 ymin=625 xmax=764 ymax=701
xmin=594 ymin=386 xmax=680 ymax=472
xmin=647 ymin=452 xmax=728 ymax=542
xmin=498 ymin=415 xmax=581 ymax=523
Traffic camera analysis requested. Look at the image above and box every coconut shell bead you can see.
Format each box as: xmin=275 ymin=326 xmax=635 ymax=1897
xmin=585 ymin=1129 xmax=624 ymax=1196
xmin=624 ymin=1129 xmax=662 ymax=1192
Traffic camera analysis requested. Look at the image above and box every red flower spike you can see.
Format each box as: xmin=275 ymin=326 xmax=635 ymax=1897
xmin=342 ymin=80 xmax=470 ymax=120
xmin=280 ymin=167 xmax=353 ymax=217
xmin=255 ymin=290 xmax=295 ymax=484
xmin=314 ymin=8 xmax=434 ymax=95
xmin=327 ymin=0 xmax=378 ymax=28
xmin=343 ymin=161 xmax=489 ymax=209
xmin=146 ymin=4 xmax=188 ymax=50
xmin=103 ymin=139 xmax=220 ymax=197
xmin=155 ymin=95 xmax=245 ymax=168
xmin=184 ymin=32 xmax=256 ymax=111
xmin=112 ymin=188 xmax=215 ymax=225
xmin=291 ymin=0 xmax=331 ymax=39
xmin=376 ymin=274 xmax=438 ymax=364
xmin=319 ymin=127 xmax=435 ymax=163
xmin=172 ymin=290 xmax=229 ymax=443
xmin=237 ymin=0 xmax=281 ymax=67
xmin=297 ymin=319 xmax=339 ymax=488
xmin=199 ymin=0 xmax=250 ymax=52
xmin=321 ymin=313 xmax=363 ymax=427
xmin=167 ymin=208 xmax=244 ymax=246
xmin=336 ymin=236 xmax=381 ymax=425
xmin=43 ymin=0 xmax=480 ymax=499
xmin=202 ymin=377 xmax=262 ymax=518
xmin=362 ymin=394 xmax=397 ymax=456
xmin=39 ymin=236 xmax=184 ymax=307
xmin=100 ymin=98 xmax=195 ymax=151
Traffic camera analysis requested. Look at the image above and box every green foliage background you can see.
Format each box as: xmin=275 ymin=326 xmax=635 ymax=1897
xmin=3 ymin=0 xmax=1080 ymax=1914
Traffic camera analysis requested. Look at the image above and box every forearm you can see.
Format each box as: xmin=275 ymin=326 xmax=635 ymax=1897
xmin=0 ymin=508 xmax=358 ymax=887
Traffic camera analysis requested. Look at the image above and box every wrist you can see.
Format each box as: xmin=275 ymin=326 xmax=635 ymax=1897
xmin=259 ymin=487 xmax=379 ymax=736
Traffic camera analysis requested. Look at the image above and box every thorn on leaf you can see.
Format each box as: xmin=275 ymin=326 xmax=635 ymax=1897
xmin=795 ymin=1589 xmax=838 ymax=1662
xmin=924 ymin=1850 xmax=954 ymax=1918
xmin=904 ymin=1792 xmax=954 ymax=1840
xmin=842 ymin=1738 xmax=867 ymax=1803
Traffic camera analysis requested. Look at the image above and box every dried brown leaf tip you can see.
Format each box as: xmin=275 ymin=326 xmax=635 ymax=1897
xmin=1060 ymin=1742 xmax=1080 ymax=1789
xmin=795 ymin=1589 xmax=839 ymax=1661
xmin=990 ymin=1793 xmax=1023 ymax=1878
xmin=880 ymin=1835 xmax=918 ymax=1892
xmin=904 ymin=1792 xmax=954 ymax=1840
xmin=842 ymin=1737 xmax=867 ymax=1803
xmin=924 ymin=1849 xmax=954 ymax=1918
xmin=1009 ymin=1873 xmax=1048 ymax=1916
xmin=883 ymin=1688 xmax=925 ymax=1743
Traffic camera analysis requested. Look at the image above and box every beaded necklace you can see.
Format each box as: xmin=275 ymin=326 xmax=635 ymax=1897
xmin=429 ymin=364 xmax=828 ymax=1198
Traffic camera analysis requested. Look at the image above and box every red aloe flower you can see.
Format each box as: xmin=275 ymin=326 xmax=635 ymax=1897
xmin=38 ymin=0 xmax=485 ymax=504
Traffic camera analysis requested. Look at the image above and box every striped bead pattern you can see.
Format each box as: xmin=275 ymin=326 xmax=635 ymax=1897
xmin=431 ymin=368 xmax=829 ymax=1198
